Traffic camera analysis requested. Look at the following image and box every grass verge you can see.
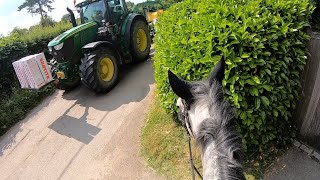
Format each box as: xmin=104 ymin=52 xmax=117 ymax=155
xmin=141 ymin=99 xmax=202 ymax=179
xmin=0 ymin=85 xmax=56 ymax=136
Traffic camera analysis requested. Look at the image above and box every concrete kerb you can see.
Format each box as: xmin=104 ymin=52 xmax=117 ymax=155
xmin=292 ymin=139 xmax=320 ymax=163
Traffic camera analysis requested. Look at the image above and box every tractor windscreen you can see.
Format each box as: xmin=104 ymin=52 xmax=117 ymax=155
xmin=82 ymin=0 xmax=105 ymax=24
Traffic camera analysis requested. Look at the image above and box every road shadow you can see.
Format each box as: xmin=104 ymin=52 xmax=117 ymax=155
xmin=48 ymin=103 xmax=101 ymax=144
xmin=62 ymin=59 xmax=154 ymax=111
xmin=48 ymin=59 xmax=154 ymax=144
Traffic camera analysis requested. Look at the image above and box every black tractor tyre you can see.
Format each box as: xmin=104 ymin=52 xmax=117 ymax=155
xmin=49 ymin=59 xmax=80 ymax=91
xmin=130 ymin=19 xmax=151 ymax=62
xmin=79 ymin=49 xmax=120 ymax=93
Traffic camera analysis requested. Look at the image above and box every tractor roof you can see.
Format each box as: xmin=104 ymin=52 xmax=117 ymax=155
xmin=74 ymin=0 xmax=101 ymax=7
xmin=74 ymin=0 xmax=85 ymax=6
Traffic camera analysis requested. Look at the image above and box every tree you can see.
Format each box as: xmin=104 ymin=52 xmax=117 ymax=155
xmin=162 ymin=0 xmax=183 ymax=8
xmin=40 ymin=15 xmax=55 ymax=27
xmin=10 ymin=27 xmax=29 ymax=36
xmin=18 ymin=0 xmax=54 ymax=21
xmin=126 ymin=1 xmax=135 ymax=12
xmin=162 ymin=0 xmax=182 ymax=3
xmin=61 ymin=14 xmax=71 ymax=22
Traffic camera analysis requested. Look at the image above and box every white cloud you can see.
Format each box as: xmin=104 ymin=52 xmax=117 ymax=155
xmin=0 ymin=0 xmax=75 ymax=36
xmin=0 ymin=9 xmax=38 ymax=36
xmin=0 ymin=0 xmax=6 ymax=6
xmin=132 ymin=0 xmax=146 ymax=3
xmin=50 ymin=0 xmax=77 ymax=21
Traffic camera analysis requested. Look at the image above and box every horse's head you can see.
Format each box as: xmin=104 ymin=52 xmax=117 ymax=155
xmin=168 ymin=57 xmax=245 ymax=179
xmin=168 ymin=57 xmax=225 ymax=137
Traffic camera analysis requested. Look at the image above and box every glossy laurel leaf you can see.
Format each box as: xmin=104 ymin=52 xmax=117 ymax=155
xmin=154 ymin=0 xmax=314 ymax=152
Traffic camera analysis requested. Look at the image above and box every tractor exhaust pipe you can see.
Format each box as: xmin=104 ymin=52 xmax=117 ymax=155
xmin=67 ymin=7 xmax=77 ymax=27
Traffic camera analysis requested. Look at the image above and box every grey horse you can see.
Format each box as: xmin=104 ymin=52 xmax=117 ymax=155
xmin=168 ymin=57 xmax=245 ymax=180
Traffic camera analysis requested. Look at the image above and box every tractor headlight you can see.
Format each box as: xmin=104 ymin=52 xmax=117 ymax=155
xmin=54 ymin=43 xmax=64 ymax=50
xmin=48 ymin=46 xmax=53 ymax=52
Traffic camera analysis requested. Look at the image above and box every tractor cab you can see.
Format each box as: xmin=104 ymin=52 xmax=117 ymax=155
xmin=75 ymin=0 xmax=128 ymax=26
xmin=48 ymin=0 xmax=151 ymax=93
xmin=73 ymin=0 xmax=129 ymax=42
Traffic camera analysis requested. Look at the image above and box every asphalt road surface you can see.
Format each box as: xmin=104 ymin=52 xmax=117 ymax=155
xmin=0 ymin=60 xmax=163 ymax=180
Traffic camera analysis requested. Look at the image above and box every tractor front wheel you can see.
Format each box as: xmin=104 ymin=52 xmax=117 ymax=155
xmin=79 ymin=49 xmax=119 ymax=93
xmin=130 ymin=19 xmax=151 ymax=62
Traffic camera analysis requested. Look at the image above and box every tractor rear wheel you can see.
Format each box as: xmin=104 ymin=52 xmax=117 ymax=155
xmin=130 ymin=19 xmax=151 ymax=62
xmin=79 ymin=49 xmax=119 ymax=93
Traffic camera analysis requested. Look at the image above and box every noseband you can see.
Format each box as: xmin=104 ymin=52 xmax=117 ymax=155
xmin=178 ymin=99 xmax=203 ymax=180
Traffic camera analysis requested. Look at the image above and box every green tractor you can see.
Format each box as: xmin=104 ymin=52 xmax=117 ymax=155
xmin=132 ymin=0 xmax=164 ymax=38
xmin=48 ymin=0 xmax=151 ymax=93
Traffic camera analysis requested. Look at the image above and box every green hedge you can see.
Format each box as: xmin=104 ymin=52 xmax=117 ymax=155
xmin=0 ymin=85 xmax=55 ymax=136
xmin=0 ymin=21 xmax=71 ymax=135
xmin=0 ymin=21 xmax=71 ymax=99
xmin=154 ymin=0 xmax=314 ymax=151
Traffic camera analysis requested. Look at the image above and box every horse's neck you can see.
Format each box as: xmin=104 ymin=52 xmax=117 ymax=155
xmin=190 ymin=103 xmax=227 ymax=180
xmin=202 ymin=141 xmax=219 ymax=180
xmin=202 ymin=140 xmax=245 ymax=180
xmin=188 ymin=102 xmax=220 ymax=179
xmin=196 ymin=118 xmax=245 ymax=180
xmin=190 ymin=104 xmax=222 ymax=179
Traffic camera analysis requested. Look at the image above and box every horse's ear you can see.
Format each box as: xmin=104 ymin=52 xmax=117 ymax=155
xmin=208 ymin=56 xmax=225 ymax=86
xmin=168 ymin=70 xmax=193 ymax=101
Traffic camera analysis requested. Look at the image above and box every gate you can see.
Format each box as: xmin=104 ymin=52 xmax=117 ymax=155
xmin=294 ymin=31 xmax=320 ymax=152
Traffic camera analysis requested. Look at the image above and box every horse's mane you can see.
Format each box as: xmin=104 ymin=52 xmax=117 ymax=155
xmin=190 ymin=80 xmax=245 ymax=180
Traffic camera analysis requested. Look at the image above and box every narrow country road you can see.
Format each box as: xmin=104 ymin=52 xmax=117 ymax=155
xmin=0 ymin=59 xmax=162 ymax=180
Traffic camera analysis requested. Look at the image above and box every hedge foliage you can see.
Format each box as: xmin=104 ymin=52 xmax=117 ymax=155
xmin=0 ymin=21 xmax=71 ymax=135
xmin=0 ymin=85 xmax=55 ymax=136
xmin=0 ymin=21 xmax=72 ymax=99
xmin=154 ymin=0 xmax=314 ymax=151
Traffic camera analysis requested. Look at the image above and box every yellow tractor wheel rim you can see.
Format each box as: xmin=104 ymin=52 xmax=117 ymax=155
xmin=99 ymin=57 xmax=114 ymax=82
xmin=136 ymin=28 xmax=148 ymax=52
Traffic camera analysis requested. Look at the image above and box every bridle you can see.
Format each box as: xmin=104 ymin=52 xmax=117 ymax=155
xmin=178 ymin=99 xmax=194 ymax=138
xmin=178 ymin=99 xmax=203 ymax=180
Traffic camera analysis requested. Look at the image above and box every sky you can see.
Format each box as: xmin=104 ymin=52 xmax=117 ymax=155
xmin=0 ymin=0 xmax=145 ymax=36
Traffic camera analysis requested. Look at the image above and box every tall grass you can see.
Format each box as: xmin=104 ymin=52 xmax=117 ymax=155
xmin=21 ymin=21 xmax=72 ymax=42
xmin=0 ymin=21 xmax=72 ymax=46
xmin=141 ymin=99 xmax=202 ymax=179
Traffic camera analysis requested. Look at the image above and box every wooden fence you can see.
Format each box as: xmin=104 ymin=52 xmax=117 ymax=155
xmin=294 ymin=31 xmax=320 ymax=152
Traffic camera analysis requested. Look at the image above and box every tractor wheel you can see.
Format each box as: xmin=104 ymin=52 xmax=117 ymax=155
xmin=130 ymin=19 xmax=151 ymax=62
xmin=79 ymin=49 xmax=119 ymax=93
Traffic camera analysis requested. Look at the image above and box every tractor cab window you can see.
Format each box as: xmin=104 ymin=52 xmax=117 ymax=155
xmin=107 ymin=0 xmax=126 ymax=23
xmin=82 ymin=0 xmax=106 ymax=24
xmin=107 ymin=0 xmax=115 ymax=6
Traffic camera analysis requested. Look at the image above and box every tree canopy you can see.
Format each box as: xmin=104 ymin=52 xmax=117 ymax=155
xmin=126 ymin=1 xmax=135 ymax=12
xmin=18 ymin=0 xmax=54 ymax=21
